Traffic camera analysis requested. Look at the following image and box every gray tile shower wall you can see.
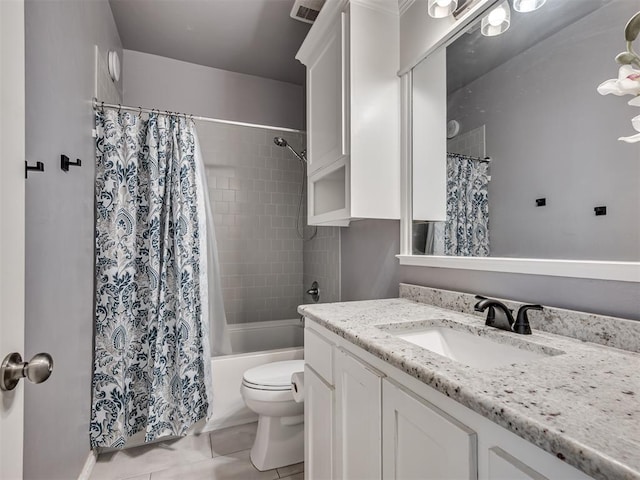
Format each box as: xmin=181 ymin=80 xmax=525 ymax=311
xmin=196 ymin=120 xmax=306 ymax=324
xmin=303 ymin=226 xmax=341 ymax=305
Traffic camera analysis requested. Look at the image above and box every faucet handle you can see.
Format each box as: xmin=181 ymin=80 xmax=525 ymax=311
xmin=514 ymin=304 xmax=543 ymax=335
xmin=473 ymin=295 xmax=488 ymax=311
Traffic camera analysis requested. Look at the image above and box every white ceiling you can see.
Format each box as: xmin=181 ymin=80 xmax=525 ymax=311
xmin=108 ymin=0 xmax=312 ymax=86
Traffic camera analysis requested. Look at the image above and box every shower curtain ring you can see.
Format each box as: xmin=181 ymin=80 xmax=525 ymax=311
xmin=138 ymin=106 xmax=142 ymax=118
xmin=117 ymin=104 xmax=122 ymax=113
xmin=101 ymin=101 xmax=104 ymax=113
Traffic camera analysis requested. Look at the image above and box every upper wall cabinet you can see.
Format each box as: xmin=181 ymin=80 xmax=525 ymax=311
xmin=297 ymin=0 xmax=400 ymax=226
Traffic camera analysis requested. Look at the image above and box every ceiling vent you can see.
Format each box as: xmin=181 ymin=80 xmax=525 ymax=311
xmin=290 ymin=0 xmax=326 ymax=24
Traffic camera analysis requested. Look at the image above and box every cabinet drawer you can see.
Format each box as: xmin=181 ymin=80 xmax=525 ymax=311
xmin=305 ymin=326 xmax=334 ymax=385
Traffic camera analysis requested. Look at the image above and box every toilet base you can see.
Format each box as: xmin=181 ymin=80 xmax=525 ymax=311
xmin=250 ymin=414 xmax=304 ymax=471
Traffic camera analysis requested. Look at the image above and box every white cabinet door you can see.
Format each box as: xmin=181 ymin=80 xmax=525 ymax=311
xmin=488 ymin=447 xmax=549 ymax=480
xmin=306 ymin=12 xmax=348 ymax=176
xmin=334 ymin=348 xmax=383 ymax=480
xmin=412 ymin=46 xmax=447 ymax=222
xmin=382 ymin=379 xmax=477 ymax=480
xmin=305 ymin=365 xmax=334 ymax=480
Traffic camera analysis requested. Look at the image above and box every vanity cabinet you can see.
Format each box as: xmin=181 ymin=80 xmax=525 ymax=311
xmin=304 ymin=366 xmax=334 ymax=480
xmin=296 ymin=0 xmax=400 ymax=226
xmin=304 ymin=320 xmax=593 ymax=480
xmin=487 ymin=447 xmax=549 ymax=480
xmin=304 ymin=326 xmax=335 ymax=479
xmin=382 ymin=379 xmax=477 ymax=479
xmin=334 ymin=348 xmax=383 ymax=479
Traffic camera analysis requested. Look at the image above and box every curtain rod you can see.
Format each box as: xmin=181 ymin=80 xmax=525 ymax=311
xmin=92 ymin=98 xmax=305 ymax=134
xmin=447 ymin=152 xmax=491 ymax=163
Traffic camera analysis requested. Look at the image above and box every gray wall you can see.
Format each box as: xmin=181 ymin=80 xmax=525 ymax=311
xmin=341 ymin=220 xmax=400 ymax=301
xmin=123 ymin=50 xmax=305 ymax=130
xmin=446 ymin=0 xmax=640 ymax=261
xmin=341 ymin=220 xmax=640 ymax=321
xmin=24 ymin=0 xmax=122 ymax=478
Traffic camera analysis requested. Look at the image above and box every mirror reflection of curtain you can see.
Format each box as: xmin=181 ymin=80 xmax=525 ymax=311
xmin=423 ymin=221 xmax=445 ymax=255
xmin=444 ymin=153 xmax=490 ymax=256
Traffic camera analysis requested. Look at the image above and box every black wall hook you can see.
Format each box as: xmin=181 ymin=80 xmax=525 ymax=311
xmin=25 ymin=161 xmax=44 ymax=179
xmin=61 ymin=155 xmax=81 ymax=172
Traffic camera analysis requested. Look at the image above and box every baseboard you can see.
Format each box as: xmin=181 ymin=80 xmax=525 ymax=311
xmin=77 ymin=450 xmax=97 ymax=480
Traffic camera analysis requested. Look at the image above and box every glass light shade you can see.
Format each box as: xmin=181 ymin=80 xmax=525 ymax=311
xmin=428 ymin=0 xmax=458 ymax=19
xmin=481 ymin=0 xmax=511 ymax=37
xmin=513 ymin=0 xmax=546 ymax=13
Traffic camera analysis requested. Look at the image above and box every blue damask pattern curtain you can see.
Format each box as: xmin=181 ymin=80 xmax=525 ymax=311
xmin=443 ymin=154 xmax=490 ymax=257
xmin=91 ymin=109 xmax=212 ymax=448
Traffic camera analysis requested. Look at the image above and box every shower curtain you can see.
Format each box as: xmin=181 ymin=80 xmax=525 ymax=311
xmin=90 ymin=109 xmax=223 ymax=448
xmin=442 ymin=153 xmax=490 ymax=256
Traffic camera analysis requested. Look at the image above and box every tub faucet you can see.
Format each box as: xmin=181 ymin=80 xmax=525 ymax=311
xmin=474 ymin=296 xmax=541 ymax=335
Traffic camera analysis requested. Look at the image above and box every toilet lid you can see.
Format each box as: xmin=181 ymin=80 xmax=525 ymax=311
xmin=242 ymin=360 xmax=304 ymax=390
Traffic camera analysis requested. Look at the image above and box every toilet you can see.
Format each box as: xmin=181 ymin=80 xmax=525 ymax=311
xmin=240 ymin=359 xmax=305 ymax=471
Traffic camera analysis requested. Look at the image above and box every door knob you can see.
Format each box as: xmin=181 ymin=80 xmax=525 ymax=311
xmin=0 ymin=352 xmax=53 ymax=391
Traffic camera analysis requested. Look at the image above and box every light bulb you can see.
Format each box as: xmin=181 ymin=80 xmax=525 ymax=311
xmin=487 ymin=7 xmax=506 ymax=26
xmin=513 ymin=0 xmax=546 ymax=13
xmin=428 ymin=0 xmax=458 ymax=18
xmin=481 ymin=0 xmax=511 ymax=37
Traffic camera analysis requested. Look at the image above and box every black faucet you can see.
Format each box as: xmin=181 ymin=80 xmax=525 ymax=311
xmin=474 ymin=296 xmax=542 ymax=335
xmin=514 ymin=304 xmax=543 ymax=335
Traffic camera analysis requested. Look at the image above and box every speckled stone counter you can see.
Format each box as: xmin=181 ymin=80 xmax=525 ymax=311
xmin=298 ymin=286 xmax=640 ymax=480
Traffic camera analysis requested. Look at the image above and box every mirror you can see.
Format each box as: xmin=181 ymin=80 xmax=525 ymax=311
xmin=411 ymin=0 xmax=640 ymax=262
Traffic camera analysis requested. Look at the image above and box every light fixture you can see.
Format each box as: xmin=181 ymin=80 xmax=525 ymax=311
xmin=513 ymin=0 xmax=546 ymax=13
xmin=447 ymin=120 xmax=461 ymax=139
xmin=108 ymin=51 xmax=120 ymax=82
xmin=481 ymin=0 xmax=511 ymax=37
xmin=428 ymin=0 xmax=458 ymax=19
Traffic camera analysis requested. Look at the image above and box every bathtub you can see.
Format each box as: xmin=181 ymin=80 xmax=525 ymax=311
xmin=226 ymin=318 xmax=304 ymax=354
xmin=202 ymin=318 xmax=304 ymax=432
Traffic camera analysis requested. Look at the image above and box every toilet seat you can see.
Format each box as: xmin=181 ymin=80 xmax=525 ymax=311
xmin=242 ymin=360 xmax=303 ymax=391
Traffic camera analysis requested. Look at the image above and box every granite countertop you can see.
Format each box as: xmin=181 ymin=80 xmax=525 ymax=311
xmin=298 ymin=295 xmax=640 ymax=480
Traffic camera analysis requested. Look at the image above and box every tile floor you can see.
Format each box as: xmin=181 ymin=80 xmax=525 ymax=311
xmin=90 ymin=423 xmax=303 ymax=480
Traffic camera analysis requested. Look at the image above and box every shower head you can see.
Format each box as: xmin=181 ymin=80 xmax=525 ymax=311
xmin=273 ymin=137 xmax=288 ymax=147
xmin=273 ymin=136 xmax=307 ymax=164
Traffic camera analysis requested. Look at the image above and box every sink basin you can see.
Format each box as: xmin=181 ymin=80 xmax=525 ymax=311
xmin=392 ymin=326 xmax=555 ymax=370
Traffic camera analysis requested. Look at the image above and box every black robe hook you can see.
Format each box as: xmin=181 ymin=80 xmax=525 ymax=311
xmin=61 ymin=154 xmax=81 ymax=172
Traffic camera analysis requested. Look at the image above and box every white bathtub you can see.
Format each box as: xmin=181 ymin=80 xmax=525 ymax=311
xmin=202 ymin=318 xmax=304 ymax=432
xmin=225 ymin=318 xmax=304 ymax=355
